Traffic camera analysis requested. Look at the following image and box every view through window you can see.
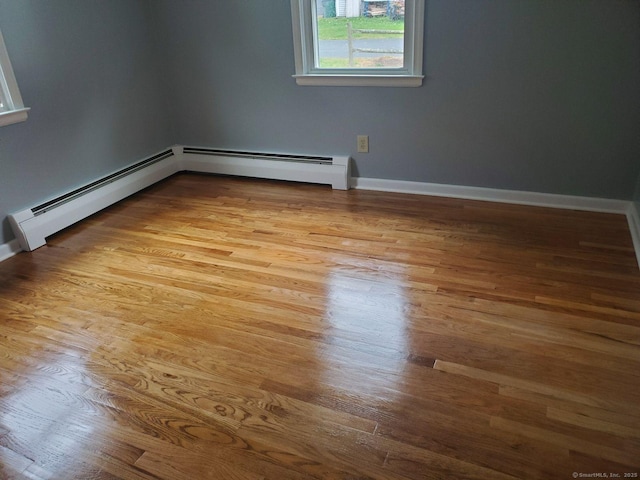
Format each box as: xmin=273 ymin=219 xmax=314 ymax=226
xmin=0 ymin=28 xmax=29 ymax=126
xmin=314 ymin=0 xmax=405 ymax=69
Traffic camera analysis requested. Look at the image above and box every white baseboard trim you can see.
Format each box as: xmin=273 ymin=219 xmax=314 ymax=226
xmin=0 ymin=239 xmax=22 ymax=262
xmin=626 ymin=203 xmax=640 ymax=270
xmin=351 ymin=177 xmax=630 ymax=214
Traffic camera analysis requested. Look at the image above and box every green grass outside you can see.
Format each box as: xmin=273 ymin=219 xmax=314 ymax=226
xmin=318 ymin=57 xmax=403 ymax=68
xmin=319 ymin=58 xmax=355 ymax=68
xmin=317 ymin=17 xmax=404 ymax=40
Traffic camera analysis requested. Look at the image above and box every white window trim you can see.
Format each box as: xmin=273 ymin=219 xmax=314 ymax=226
xmin=0 ymin=28 xmax=29 ymax=127
xmin=291 ymin=0 xmax=425 ymax=87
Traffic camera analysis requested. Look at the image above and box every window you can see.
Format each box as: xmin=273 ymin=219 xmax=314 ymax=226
xmin=291 ymin=0 xmax=424 ymax=87
xmin=0 ymin=28 xmax=29 ymax=127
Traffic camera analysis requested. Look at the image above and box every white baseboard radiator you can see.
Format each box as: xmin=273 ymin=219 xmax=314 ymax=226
xmin=179 ymin=147 xmax=351 ymax=191
xmin=8 ymin=146 xmax=351 ymax=252
xmin=8 ymin=148 xmax=179 ymax=252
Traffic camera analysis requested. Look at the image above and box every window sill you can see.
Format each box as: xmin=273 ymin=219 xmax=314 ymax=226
xmin=0 ymin=107 xmax=30 ymax=127
xmin=293 ymin=74 xmax=424 ymax=87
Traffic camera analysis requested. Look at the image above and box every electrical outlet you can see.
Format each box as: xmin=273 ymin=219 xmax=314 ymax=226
xmin=357 ymin=135 xmax=369 ymax=153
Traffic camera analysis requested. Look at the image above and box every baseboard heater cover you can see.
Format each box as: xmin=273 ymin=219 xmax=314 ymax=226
xmin=9 ymin=149 xmax=178 ymax=251
xmin=180 ymin=147 xmax=351 ymax=191
xmin=8 ymin=146 xmax=351 ymax=252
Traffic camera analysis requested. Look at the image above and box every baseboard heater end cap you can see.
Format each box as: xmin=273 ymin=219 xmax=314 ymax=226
xmin=8 ymin=210 xmax=43 ymax=252
xmin=333 ymin=155 xmax=351 ymax=190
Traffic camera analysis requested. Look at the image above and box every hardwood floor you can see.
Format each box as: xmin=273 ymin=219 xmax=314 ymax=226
xmin=1 ymin=173 xmax=639 ymax=479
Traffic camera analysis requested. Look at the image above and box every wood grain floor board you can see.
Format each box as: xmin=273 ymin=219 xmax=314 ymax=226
xmin=1 ymin=173 xmax=639 ymax=479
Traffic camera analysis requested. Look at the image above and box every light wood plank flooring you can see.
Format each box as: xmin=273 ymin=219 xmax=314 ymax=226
xmin=1 ymin=173 xmax=639 ymax=479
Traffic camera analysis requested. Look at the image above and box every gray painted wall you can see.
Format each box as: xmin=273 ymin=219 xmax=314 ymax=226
xmin=158 ymin=0 xmax=640 ymax=197
xmin=0 ymin=0 xmax=172 ymax=244
xmin=0 ymin=0 xmax=639 ymax=246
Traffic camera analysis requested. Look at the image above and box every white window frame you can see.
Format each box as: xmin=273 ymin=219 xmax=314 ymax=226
xmin=291 ymin=0 xmax=425 ymax=87
xmin=0 ymin=28 xmax=29 ymax=127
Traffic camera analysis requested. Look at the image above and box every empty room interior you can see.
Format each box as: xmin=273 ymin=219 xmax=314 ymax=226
xmin=1 ymin=1 xmax=639 ymax=479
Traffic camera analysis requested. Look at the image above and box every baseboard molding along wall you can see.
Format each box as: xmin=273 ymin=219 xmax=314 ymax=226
xmin=0 ymin=239 xmax=21 ymax=262
xmin=351 ymin=177 xmax=629 ymax=214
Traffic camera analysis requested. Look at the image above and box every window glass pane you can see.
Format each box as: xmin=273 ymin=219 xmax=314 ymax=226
xmin=314 ymin=0 xmax=405 ymax=69
xmin=0 ymin=90 xmax=8 ymax=112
